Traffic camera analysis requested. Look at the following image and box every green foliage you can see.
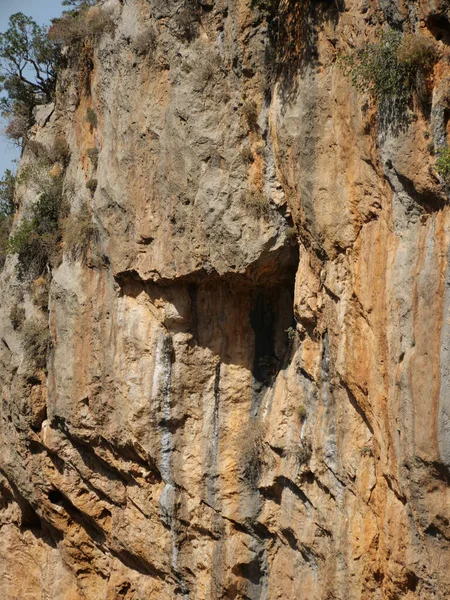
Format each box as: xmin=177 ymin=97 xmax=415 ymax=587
xmin=62 ymin=202 xmax=98 ymax=263
xmin=436 ymin=147 xmax=450 ymax=185
xmin=285 ymin=226 xmax=297 ymax=241
xmin=62 ymin=0 xmax=98 ymax=7
xmin=0 ymin=169 xmax=16 ymax=269
xmin=242 ymin=190 xmax=270 ymax=218
xmin=49 ymin=7 xmax=115 ymax=46
xmin=297 ymin=404 xmax=307 ymax=420
xmin=8 ymin=186 xmax=63 ymax=280
xmin=251 ymin=0 xmax=280 ymax=17
xmin=0 ymin=13 xmax=59 ymax=143
xmin=0 ymin=169 xmax=16 ymax=218
xmin=86 ymin=178 xmax=97 ymax=192
xmin=86 ymin=107 xmax=97 ymax=129
xmin=87 ymin=146 xmax=99 ymax=168
xmin=341 ymin=30 xmax=437 ymax=108
xmin=10 ymin=304 xmax=25 ymax=330
xmin=22 ymin=319 xmax=51 ymax=369
xmin=235 ymin=420 xmax=266 ymax=486
xmin=133 ymin=27 xmax=157 ymax=56
xmin=242 ymin=101 xmax=259 ymax=131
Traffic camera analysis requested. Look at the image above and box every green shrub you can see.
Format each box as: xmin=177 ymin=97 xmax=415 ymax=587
xmin=341 ymin=30 xmax=437 ymax=108
xmin=360 ymin=445 xmax=373 ymax=457
xmin=242 ymin=101 xmax=259 ymax=131
xmin=240 ymin=146 xmax=254 ymax=165
xmin=10 ymin=304 xmax=25 ymax=330
xmin=50 ymin=136 xmax=70 ymax=165
xmin=22 ymin=319 xmax=50 ymax=370
xmin=0 ymin=169 xmax=15 ymax=269
xmin=295 ymin=438 xmax=312 ymax=467
xmin=297 ymin=404 xmax=307 ymax=420
xmin=133 ymin=26 xmax=157 ymax=56
xmin=286 ymin=326 xmax=297 ymax=341
xmin=436 ymin=147 xmax=450 ymax=185
xmin=235 ymin=420 xmax=266 ymax=486
xmin=242 ymin=190 xmax=270 ymax=218
xmin=86 ymin=107 xmax=97 ymax=129
xmin=86 ymin=178 xmax=97 ymax=192
xmin=0 ymin=169 xmax=16 ymax=217
xmin=33 ymin=276 xmax=50 ymax=310
xmin=8 ymin=190 xmax=63 ymax=279
xmin=285 ymin=226 xmax=297 ymax=241
xmin=87 ymin=146 xmax=99 ymax=168
xmin=49 ymin=7 xmax=115 ymax=45
xmin=63 ymin=202 xmax=98 ymax=263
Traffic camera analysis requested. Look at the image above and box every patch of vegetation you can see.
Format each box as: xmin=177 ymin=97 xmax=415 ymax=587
xmin=436 ymin=147 xmax=450 ymax=185
xmin=242 ymin=190 xmax=270 ymax=218
xmin=174 ymin=5 xmax=200 ymax=43
xmin=49 ymin=6 xmax=115 ymax=46
xmin=63 ymin=202 xmax=98 ymax=263
xmin=297 ymin=404 xmax=307 ymax=420
xmin=0 ymin=169 xmax=16 ymax=269
xmin=340 ymin=30 xmax=437 ymax=111
xmin=10 ymin=304 xmax=25 ymax=330
xmin=285 ymin=226 xmax=297 ymax=241
xmin=295 ymin=438 xmax=312 ymax=467
xmin=87 ymin=146 xmax=99 ymax=168
xmin=33 ymin=276 xmax=50 ymax=310
xmin=240 ymin=146 xmax=254 ymax=165
xmin=50 ymin=136 xmax=70 ymax=165
xmin=251 ymin=0 xmax=280 ymax=18
xmin=86 ymin=178 xmax=97 ymax=193
xmin=242 ymin=101 xmax=259 ymax=131
xmin=236 ymin=420 xmax=266 ymax=486
xmin=286 ymin=326 xmax=297 ymax=341
xmin=133 ymin=26 xmax=157 ymax=56
xmin=8 ymin=176 xmax=64 ymax=280
xmin=22 ymin=319 xmax=51 ymax=370
xmin=0 ymin=13 xmax=59 ymax=145
xmin=360 ymin=445 xmax=373 ymax=457
xmin=0 ymin=12 xmax=60 ymax=144
xmin=86 ymin=107 xmax=97 ymax=130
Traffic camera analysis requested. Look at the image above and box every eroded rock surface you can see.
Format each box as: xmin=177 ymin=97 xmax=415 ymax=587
xmin=2 ymin=0 xmax=450 ymax=598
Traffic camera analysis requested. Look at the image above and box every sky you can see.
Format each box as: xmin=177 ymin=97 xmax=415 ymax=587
xmin=0 ymin=0 xmax=65 ymax=175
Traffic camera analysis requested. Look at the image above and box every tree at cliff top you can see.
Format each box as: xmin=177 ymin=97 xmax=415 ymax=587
xmin=0 ymin=13 xmax=59 ymax=145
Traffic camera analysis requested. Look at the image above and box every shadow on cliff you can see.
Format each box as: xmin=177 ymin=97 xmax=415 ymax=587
xmin=115 ymin=242 xmax=299 ymax=396
xmin=263 ymin=0 xmax=341 ymax=105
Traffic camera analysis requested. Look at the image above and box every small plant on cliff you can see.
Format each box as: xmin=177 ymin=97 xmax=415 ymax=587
xmin=242 ymin=190 xmax=270 ymax=219
xmin=0 ymin=13 xmax=60 ymax=145
xmin=10 ymin=304 xmax=25 ymax=330
xmin=86 ymin=178 xmax=97 ymax=193
xmin=22 ymin=319 xmax=51 ymax=370
xmin=242 ymin=101 xmax=259 ymax=131
xmin=87 ymin=146 xmax=99 ymax=168
xmin=235 ymin=420 xmax=266 ymax=486
xmin=63 ymin=202 xmax=98 ymax=263
xmin=0 ymin=169 xmax=16 ymax=269
xmin=133 ymin=27 xmax=157 ymax=56
xmin=436 ymin=147 xmax=450 ymax=185
xmin=49 ymin=6 xmax=115 ymax=46
xmin=85 ymin=107 xmax=97 ymax=130
xmin=341 ymin=30 xmax=437 ymax=112
xmin=8 ymin=177 xmax=65 ymax=279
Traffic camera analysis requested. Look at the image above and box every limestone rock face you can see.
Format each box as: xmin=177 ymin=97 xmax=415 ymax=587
xmin=2 ymin=0 xmax=450 ymax=598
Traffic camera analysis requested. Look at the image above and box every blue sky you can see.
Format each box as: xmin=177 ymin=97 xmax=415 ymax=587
xmin=0 ymin=0 xmax=65 ymax=175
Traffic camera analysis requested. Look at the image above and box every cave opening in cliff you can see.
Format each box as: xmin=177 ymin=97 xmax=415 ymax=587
xmin=249 ymin=282 xmax=296 ymax=415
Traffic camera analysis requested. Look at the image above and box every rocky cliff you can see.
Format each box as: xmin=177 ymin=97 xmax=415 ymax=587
xmin=1 ymin=0 xmax=450 ymax=598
